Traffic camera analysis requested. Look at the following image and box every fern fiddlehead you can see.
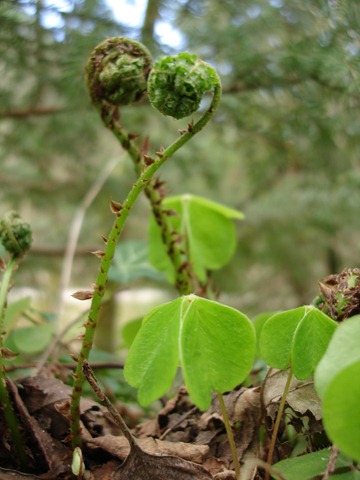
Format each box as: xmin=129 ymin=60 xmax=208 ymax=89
xmin=148 ymin=52 xmax=219 ymax=119
xmin=86 ymin=36 xmax=152 ymax=108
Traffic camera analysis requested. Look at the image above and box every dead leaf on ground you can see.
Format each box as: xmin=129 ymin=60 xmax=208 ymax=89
xmin=87 ymin=434 xmax=209 ymax=464
xmin=6 ymin=378 xmax=73 ymax=478
xmin=82 ymin=361 xmax=213 ymax=480
xmin=0 ymin=470 xmax=43 ymax=479
xmin=19 ymin=375 xmax=99 ymax=414
xmin=112 ymin=442 xmax=213 ymax=480
xmin=132 ymin=387 xmax=261 ymax=480
xmin=197 ymin=388 xmax=261 ymax=480
xmin=263 ymin=369 xmax=322 ymax=420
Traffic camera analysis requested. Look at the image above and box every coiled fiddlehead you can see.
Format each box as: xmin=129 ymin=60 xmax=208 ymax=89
xmin=86 ymin=36 xmax=153 ymax=107
xmin=147 ymin=52 xmax=220 ymax=119
xmin=0 ymin=212 xmax=32 ymax=258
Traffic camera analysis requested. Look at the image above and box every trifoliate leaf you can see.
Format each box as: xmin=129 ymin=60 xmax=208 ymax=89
xmin=124 ymin=295 xmax=256 ymax=410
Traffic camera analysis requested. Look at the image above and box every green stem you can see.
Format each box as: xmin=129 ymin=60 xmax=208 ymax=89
xmin=106 ymin=116 xmax=192 ymax=293
xmin=99 ymin=83 xmax=221 ymax=296
xmin=0 ymin=256 xmax=28 ymax=467
xmin=217 ymin=392 xmax=241 ymax=480
xmin=70 ymin=86 xmax=221 ymax=448
xmin=264 ymin=367 xmax=293 ymax=480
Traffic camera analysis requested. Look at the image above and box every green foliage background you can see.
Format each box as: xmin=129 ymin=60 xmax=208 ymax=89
xmin=1 ymin=0 xmax=359 ymax=314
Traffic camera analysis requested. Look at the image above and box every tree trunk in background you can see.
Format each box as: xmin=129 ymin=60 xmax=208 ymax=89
xmin=141 ymin=0 xmax=161 ymax=53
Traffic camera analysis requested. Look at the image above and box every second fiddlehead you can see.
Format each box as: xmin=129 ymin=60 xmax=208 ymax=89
xmin=148 ymin=52 xmax=219 ymax=119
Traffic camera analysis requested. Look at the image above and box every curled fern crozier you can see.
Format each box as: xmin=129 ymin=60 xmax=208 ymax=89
xmin=0 ymin=212 xmax=32 ymax=257
xmin=86 ymin=36 xmax=153 ymax=106
xmin=147 ymin=52 xmax=219 ymax=119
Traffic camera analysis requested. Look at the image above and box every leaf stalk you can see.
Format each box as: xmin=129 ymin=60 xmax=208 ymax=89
xmin=217 ymin=392 xmax=241 ymax=480
xmin=264 ymin=367 xmax=293 ymax=480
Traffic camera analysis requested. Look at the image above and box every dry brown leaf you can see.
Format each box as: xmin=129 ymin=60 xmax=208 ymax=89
xmin=7 ymin=378 xmax=73 ymax=478
xmin=87 ymin=435 xmax=209 ymax=464
xmin=19 ymin=376 xmax=100 ymax=414
xmin=112 ymin=442 xmax=212 ymax=480
xmin=263 ymin=369 xmax=322 ymax=420
xmin=0 ymin=470 xmax=43 ymax=479
xmin=91 ymin=460 xmax=122 ymax=480
xmin=203 ymin=458 xmax=227 ymax=476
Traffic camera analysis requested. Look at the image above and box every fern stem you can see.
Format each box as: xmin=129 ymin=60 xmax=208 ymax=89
xmin=0 ymin=256 xmax=28 ymax=467
xmin=70 ymin=84 xmax=221 ymax=448
xmin=100 ymin=110 xmax=194 ymax=294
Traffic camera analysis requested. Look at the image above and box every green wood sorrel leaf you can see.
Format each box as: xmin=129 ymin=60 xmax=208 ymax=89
xmin=272 ymin=448 xmax=359 ymax=480
xmin=124 ymin=295 xmax=256 ymax=410
xmin=252 ymin=311 xmax=278 ymax=357
xmin=148 ymin=194 xmax=244 ymax=283
xmin=315 ymin=315 xmax=360 ymax=462
xmin=259 ymin=306 xmax=337 ymax=379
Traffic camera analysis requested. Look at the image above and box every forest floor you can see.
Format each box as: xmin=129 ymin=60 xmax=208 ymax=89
xmin=0 ymin=365 xmax=324 ymax=480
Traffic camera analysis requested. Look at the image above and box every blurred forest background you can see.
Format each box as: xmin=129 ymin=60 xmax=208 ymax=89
xmin=1 ymin=0 xmax=360 ymax=319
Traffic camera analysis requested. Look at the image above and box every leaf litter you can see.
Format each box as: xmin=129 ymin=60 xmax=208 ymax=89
xmin=0 ymin=364 xmax=328 ymax=479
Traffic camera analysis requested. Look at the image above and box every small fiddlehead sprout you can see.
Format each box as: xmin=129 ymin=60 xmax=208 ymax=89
xmin=0 ymin=212 xmax=32 ymax=258
xmin=85 ymin=36 xmax=153 ymax=107
xmin=147 ymin=52 xmax=220 ymax=119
